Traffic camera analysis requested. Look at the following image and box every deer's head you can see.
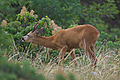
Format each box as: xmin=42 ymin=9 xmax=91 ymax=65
xmin=22 ymin=23 xmax=45 ymax=42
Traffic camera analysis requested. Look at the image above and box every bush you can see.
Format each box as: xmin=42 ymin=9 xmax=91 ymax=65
xmin=0 ymin=55 xmax=46 ymax=80
xmin=0 ymin=27 xmax=13 ymax=53
xmin=1 ymin=0 xmax=120 ymax=42
xmin=1 ymin=7 xmax=63 ymax=61
xmin=0 ymin=26 xmax=46 ymax=80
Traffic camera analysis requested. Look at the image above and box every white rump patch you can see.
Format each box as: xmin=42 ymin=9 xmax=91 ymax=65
xmin=97 ymin=34 xmax=100 ymax=37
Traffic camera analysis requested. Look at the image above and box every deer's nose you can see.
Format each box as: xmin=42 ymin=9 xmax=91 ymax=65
xmin=22 ymin=37 xmax=25 ymax=41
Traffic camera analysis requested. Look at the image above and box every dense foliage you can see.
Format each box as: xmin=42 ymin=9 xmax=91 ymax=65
xmin=0 ymin=56 xmax=46 ymax=80
xmin=0 ymin=27 xmax=13 ymax=53
xmin=0 ymin=0 xmax=120 ymax=40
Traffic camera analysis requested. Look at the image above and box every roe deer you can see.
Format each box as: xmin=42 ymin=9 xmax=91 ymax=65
xmin=22 ymin=22 xmax=100 ymax=68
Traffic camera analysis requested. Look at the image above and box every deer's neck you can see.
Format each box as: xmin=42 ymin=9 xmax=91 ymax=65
xmin=32 ymin=35 xmax=55 ymax=48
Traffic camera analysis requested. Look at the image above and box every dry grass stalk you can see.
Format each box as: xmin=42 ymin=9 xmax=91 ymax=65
xmin=64 ymin=49 xmax=74 ymax=61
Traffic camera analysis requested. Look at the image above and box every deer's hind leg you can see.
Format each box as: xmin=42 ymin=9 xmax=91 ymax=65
xmin=79 ymin=39 xmax=97 ymax=68
xmin=90 ymin=40 xmax=97 ymax=68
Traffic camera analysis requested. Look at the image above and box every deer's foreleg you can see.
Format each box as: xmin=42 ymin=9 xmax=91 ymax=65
xmin=70 ymin=50 xmax=78 ymax=68
xmin=58 ymin=45 xmax=68 ymax=66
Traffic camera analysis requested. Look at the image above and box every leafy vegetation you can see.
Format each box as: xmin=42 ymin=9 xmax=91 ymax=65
xmin=0 ymin=0 xmax=120 ymax=79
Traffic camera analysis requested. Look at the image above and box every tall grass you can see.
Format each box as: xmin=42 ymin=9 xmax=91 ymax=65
xmin=7 ymin=43 xmax=120 ymax=80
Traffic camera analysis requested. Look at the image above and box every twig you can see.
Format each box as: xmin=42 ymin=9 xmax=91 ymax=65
xmin=45 ymin=63 xmax=56 ymax=75
xmin=8 ymin=52 xmax=19 ymax=61
xmin=25 ymin=43 xmax=31 ymax=57
xmin=64 ymin=49 xmax=74 ymax=61
xmin=67 ymin=57 xmax=80 ymax=67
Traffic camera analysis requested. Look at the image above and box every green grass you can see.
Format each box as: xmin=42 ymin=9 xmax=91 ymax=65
xmin=6 ymin=43 xmax=120 ymax=80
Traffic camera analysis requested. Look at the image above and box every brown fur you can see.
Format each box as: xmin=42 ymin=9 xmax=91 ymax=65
xmin=22 ymin=24 xmax=100 ymax=68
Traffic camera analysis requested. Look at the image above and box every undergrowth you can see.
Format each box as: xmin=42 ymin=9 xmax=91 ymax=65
xmin=2 ymin=40 xmax=119 ymax=80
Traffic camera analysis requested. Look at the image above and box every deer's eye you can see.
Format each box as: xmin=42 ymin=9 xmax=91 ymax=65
xmin=27 ymin=35 xmax=30 ymax=37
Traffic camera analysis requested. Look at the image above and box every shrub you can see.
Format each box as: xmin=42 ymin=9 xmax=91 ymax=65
xmin=0 ymin=55 xmax=46 ymax=80
xmin=0 ymin=27 xmax=13 ymax=53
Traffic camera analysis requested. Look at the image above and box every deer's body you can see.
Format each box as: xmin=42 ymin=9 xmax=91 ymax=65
xmin=22 ymin=24 xmax=100 ymax=68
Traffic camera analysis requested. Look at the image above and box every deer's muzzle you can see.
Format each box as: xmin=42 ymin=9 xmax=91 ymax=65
xmin=22 ymin=37 xmax=25 ymax=42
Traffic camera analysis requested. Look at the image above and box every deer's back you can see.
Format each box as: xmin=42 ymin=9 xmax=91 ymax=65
xmin=52 ymin=24 xmax=100 ymax=51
